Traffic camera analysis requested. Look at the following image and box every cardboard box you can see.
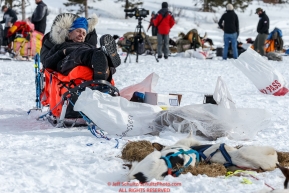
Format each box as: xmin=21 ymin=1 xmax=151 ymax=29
xmin=144 ymin=92 xmax=182 ymax=109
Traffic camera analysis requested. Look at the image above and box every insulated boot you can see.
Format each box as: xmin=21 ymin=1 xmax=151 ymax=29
xmin=91 ymin=50 xmax=109 ymax=80
xmin=100 ymin=34 xmax=121 ymax=68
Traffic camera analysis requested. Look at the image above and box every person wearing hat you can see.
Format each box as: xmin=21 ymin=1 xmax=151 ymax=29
xmin=218 ymin=4 xmax=239 ymax=59
xmin=153 ymin=2 xmax=175 ymax=59
xmin=0 ymin=5 xmax=17 ymax=47
xmin=31 ymin=0 xmax=48 ymax=34
xmin=43 ymin=17 xmax=121 ymax=81
xmin=147 ymin=11 xmax=157 ymax=36
xmin=253 ymin=8 xmax=270 ymax=56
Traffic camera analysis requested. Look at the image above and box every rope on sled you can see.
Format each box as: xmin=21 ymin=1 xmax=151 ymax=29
xmin=35 ymin=99 xmax=63 ymax=120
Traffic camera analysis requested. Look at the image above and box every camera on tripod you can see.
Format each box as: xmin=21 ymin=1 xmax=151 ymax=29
xmin=124 ymin=7 xmax=149 ymax=19
xmin=123 ymin=7 xmax=158 ymax=63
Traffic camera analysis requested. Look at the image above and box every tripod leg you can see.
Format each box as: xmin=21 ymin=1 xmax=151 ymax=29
xmin=124 ymin=50 xmax=129 ymax=63
xmin=142 ymin=26 xmax=159 ymax=62
xmin=124 ymin=46 xmax=131 ymax=63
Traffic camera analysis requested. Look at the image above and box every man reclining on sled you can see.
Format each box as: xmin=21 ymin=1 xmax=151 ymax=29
xmin=43 ymin=16 xmax=121 ymax=81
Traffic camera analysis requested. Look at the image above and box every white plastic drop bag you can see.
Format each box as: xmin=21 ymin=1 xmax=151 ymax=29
xmin=74 ymin=88 xmax=162 ymax=137
xmin=213 ymin=76 xmax=236 ymax=109
xmin=233 ymin=48 xmax=288 ymax=96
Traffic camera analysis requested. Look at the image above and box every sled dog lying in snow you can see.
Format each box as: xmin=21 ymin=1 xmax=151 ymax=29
xmin=127 ymin=133 xmax=278 ymax=183
xmin=127 ymin=133 xmax=201 ymax=183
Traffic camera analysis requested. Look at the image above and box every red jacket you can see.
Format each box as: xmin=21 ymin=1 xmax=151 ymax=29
xmin=153 ymin=9 xmax=175 ymax=35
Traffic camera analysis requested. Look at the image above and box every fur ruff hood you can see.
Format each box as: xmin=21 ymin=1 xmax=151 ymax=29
xmin=50 ymin=13 xmax=98 ymax=44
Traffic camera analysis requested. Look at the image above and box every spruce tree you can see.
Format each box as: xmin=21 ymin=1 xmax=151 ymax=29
xmin=64 ymin=0 xmax=102 ymax=17
xmin=114 ymin=0 xmax=143 ymax=18
xmin=222 ymin=0 xmax=253 ymax=12
xmin=194 ymin=0 xmax=252 ymax=12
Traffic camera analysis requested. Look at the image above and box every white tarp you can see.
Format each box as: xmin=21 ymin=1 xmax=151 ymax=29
xmin=74 ymin=88 xmax=162 ymax=137
xmin=233 ymin=48 xmax=288 ymax=96
xmin=153 ymin=104 xmax=270 ymax=140
xmin=153 ymin=76 xmax=270 ymax=140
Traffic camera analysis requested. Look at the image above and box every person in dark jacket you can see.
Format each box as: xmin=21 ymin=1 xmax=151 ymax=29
xmin=1 ymin=5 xmax=17 ymax=47
xmin=147 ymin=11 xmax=157 ymax=36
xmin=253 ymin=8 xmax=270 ymax=56
xmin=31 ymin=0 xmax=48 ymax=34
xmin=218 ymin=4 xmax=239 ymax=59
xmin=153 ymin=2 xmax=175 ymax=59
xmin=43 ymin=17 xmax=120 ymax=81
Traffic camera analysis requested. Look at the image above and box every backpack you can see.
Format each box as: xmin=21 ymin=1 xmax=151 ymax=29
xmin=267 ymin=28 xmax=284 ymax=52
xmin=134 ymin=33 xmax=145 ymax=54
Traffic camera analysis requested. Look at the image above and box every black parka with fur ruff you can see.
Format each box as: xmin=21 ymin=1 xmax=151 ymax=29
xmin=43 ymin=40 xmax=97 ymax=75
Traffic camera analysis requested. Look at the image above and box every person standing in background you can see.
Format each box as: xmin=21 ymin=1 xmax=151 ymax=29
xmin=147 ymin=11 xmax=157 ymax=36
xmin=153 ymin=2 xmax=175 ymax=59
xmin=31 ymin=0 xmax=48 ymax=34
xmin=0 ymin=5 xmax=17 ymax=48
xmin=253 ymin=8 xmax=270 ymax=56
xmin=218 ymin=4 xmax=239 ymax=60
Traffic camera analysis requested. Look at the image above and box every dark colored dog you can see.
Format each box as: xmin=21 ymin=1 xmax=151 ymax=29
xmin=169 ymin=38 xmax=177 ymax=47
xmin=113 ymin=35 xmax=120 ymax=40
xmin=201 ymin=37 xmax=214 ymax=46
xmin=246 ymin=38 xmax=254 ymax=44
xmin=277 ymin=164 xmax=289 ymax=189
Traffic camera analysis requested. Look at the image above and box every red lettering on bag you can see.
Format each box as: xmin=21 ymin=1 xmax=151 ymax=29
xmin=272 ymin=82 xmax=278 ymax=89
xmin=265 ymin=80 xmax=283 ymax=93
xmin=275 ymin=80 xmax=281 ymax=87
xmin=261 ymin=80 xmax=288 ymax=95
xmin=270 ymin=85 xmax=276 ymax=91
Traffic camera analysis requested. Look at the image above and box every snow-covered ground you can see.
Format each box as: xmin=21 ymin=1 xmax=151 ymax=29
xmin=1 ymin=0 xmax=289 ymax=192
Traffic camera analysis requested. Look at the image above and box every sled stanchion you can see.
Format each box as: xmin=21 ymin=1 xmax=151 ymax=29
xmin=56 ymin=99 xmax=68 ymax=128
xmin=35 ymin=53 xmax=42 ymax=109
xmin=35 ymin=54 xmax=39 ymax=108
xmin=28 ymin=53 xmax=43 ymax=114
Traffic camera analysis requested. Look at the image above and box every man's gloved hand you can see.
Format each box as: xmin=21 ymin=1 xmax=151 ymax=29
xmin=63 ymin=48 xmax=75 ymax=56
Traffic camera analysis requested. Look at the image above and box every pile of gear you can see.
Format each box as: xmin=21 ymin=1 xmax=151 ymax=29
xmin=9 ymin=21 xmax=43 ymax=60
xmin=0 ymin=21 xmax=43 ymax=60
xmin=247 ymin=27 xmax=284 ymax=61
xmin=117 ymin=32 xmax=177 ymax=54
xmin=116 ymin=28 xmax=214 ymax=57
xmin=176 ymin=29 xmax=214 ymax=52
